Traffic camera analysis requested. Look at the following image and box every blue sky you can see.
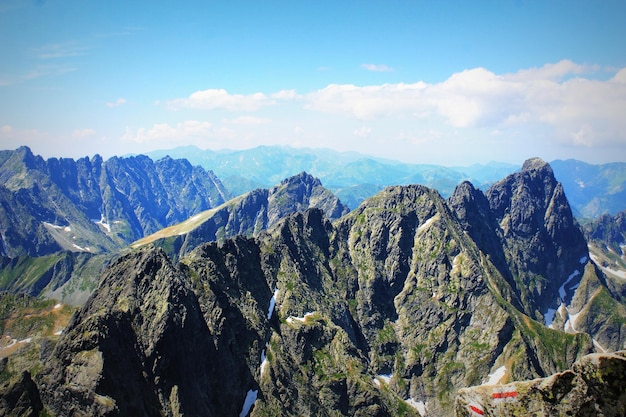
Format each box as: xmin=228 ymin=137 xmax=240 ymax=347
xmin=1 ymin=0 xmax=625 ymax=165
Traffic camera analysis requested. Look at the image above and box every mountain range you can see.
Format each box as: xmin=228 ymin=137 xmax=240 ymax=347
xmin=145 ymin=145 xmax=626 ymax=218
xmin=0 ymin=146 xmax=229 ymax=257
xmin=0 ymin=148 xmax=625 ymax=416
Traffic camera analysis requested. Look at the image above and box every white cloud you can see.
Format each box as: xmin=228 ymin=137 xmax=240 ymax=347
xmin=106 ymin=98 xmax=126 ymax=108
xmin=72 ymin=128 xmax=96 ymax=139
xmin=612 ymin=68 xmax=626 ymax=83
xmin=166 ymin=89 xmax=275 ymax=111
xmin=271 ymin=89 xmax=299 ymax=100
xmin=306 ymin=82 xmax=429 ymax=119
xmin=304 ymin=61 xmax=626 ymax=148
xmin=124 ymin=60 xmax=623 ymax=163
xmin=361 ymin=63 xmax=394 ymax=72
xmin=122 ymin=121 xmax=213 ymax=144
xmin=165 ymin=88 xmax=299 ymax=112
xmin=507 ymin=59 xmax=594 ymax=81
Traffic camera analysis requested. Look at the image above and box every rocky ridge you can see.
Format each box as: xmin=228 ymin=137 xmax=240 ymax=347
xmin=0 ymin=165 xmax=348 ymax=304
xmin=132 ymin=171 xmax=349 ymax=259
xmin=0 ymin=147 xmax=230 ymax=256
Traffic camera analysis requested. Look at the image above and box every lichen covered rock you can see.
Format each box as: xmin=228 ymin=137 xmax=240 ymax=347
xmin=455 ymin=351 xmax=626 ymax=417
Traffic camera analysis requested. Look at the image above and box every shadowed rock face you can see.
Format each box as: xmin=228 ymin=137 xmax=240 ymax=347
xmin=455 ymin=351 xmax=626 ymax=417
xmin=37 ymin=248 xmax=226 ymax=417
xmin=16 ymin=158 xmax=624 ymax=417
xmin=0 ymin=370 xmax=43 ymax=417
xmin=483 ymin=157 xmax=588 ymax=317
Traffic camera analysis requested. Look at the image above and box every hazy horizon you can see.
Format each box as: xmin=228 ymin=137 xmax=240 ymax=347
xmin=1 ymin=1 xmax=625 ymax=166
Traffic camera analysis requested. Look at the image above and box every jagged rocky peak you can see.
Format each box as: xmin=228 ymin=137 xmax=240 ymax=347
xmin=521 ymin=155 xmax=552 ymax=173
xmin=447 ymin=181 xmax=490 ymax=224
xmin=267 ymin=171 xmax=349 ymax=224
xmin=37 ymin=246 xmax=242 ymax=416
xmin=0 ymin=146 xmax=231 ymax=262
xmin=487 ymin=156 xmax=563 ymax=234
xmin=276 ymin=171 xmax=322 ymax=188
xmin=484 ymin=157 xmax=588 ymax=316
xmin=584 ymin=209 xmax=626 ymax=254
xmin=447 ymin=180 xmax=507 ymax=264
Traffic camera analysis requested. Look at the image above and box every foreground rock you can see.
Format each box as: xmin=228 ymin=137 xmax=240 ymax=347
xmin=455 ymin=351 xmax=626 ymax=417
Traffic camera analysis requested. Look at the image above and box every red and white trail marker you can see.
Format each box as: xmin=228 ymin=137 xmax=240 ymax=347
xmin=492 ymin=387 xmax=518 ymax=403
xmin=468 ymin=401 xmax=485 ymax=416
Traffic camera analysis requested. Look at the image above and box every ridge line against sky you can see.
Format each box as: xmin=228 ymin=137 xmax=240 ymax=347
xmin=0 ymin=0 xmax=625 ymax=165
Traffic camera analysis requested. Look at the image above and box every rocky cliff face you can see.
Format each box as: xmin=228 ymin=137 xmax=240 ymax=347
xmin=584 ymin=209 xmax=626 ymax=257
xmin=484 ymin=158 xmax=589 ymax=318
xmin=38 ymin=248 xmax=229 ymax=416
xmin=0 ymin=370 xmax=43 ymax=417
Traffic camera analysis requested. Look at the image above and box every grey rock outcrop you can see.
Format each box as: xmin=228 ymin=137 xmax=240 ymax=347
xmin=455 ymin=351 xmax=626 ymax=417
xmin=38 ymin=248 xmax=225 ymax=416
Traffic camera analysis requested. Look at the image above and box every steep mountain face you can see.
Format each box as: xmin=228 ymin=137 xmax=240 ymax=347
xmin=98 ymin=155 xmax=228 ymax=242
xmin=266 ymin=171 xmax=349 ymax=225
xmin=483 ymin=158 xmax=588 ymax=317
xmin=133 ymin=172 xmax=349 ymax=258
xmin=0 ymin=148 xmax=119 ymax=257
xmin=0 ymin=147 xmax=230 ymax=301
xmin=0 ymin=184 xmax=62 ymax=258
xmin=556 ymin=210 xmax=626 ymax=354
xmin=38 ymin=240 xmax=411 ymax=417
xmin=38 ymin=248 xmax=228 ymax=416
xmin=0 ymin=147 xmax=230 ymax=257
xmin=30 ymin=158 xmax=624 ymax=417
